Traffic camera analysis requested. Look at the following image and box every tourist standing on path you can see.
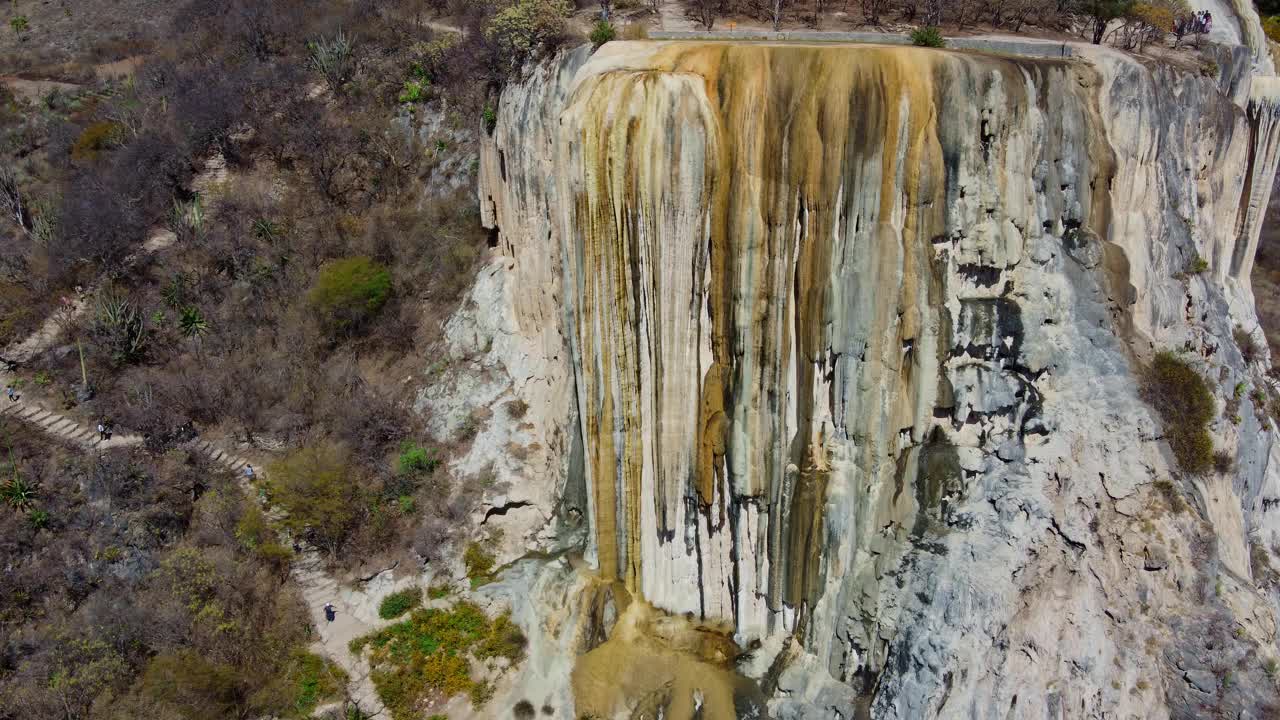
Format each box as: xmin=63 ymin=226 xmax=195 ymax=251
xmin=324 ymin=602 xmax=336 ymax=622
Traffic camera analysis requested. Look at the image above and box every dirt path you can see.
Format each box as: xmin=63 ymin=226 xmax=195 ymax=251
xmin=188 ymin=439 xmax=390 ymax=715
xmin=1 ymin=154 xmax=225 ymax=366
xmin=424 ymin=19 xmax=463 ymax=34
xmin=0 ymin=76 xmax=80 ymax=103
xmin=0 ymin=147 xmax=394 ymax=715
xmin=657 ymin=2 xmax=696 ymax=31
xmin=0 ymin=372 xmax=394 ymax=714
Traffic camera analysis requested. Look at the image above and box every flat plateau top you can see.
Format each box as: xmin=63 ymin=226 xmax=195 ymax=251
xmin=644 ymin=31 xmax=1075 ymax=59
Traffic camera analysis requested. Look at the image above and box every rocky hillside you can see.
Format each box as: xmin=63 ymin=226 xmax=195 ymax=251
xmin=470 ymin=29 xmax=1280 ymax=720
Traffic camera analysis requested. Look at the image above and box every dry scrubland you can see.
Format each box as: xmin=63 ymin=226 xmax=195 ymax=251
xmin=2 ymin=0 xmax=1280 ymax=718
xmin=0 ymin=0 xmax=592 ymax=717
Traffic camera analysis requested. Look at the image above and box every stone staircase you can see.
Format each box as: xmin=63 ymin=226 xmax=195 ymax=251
xmin=0 ymin=149 xmax=388 ymax=716
xmin=0 ymin=395 xmax=142 ymax=450
xmin=182 ymin=436 xmax=388 ymax=716
xmin=190 ymin=437 xmax=254 ymax=474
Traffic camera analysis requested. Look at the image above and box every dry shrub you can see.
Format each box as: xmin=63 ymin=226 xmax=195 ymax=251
xmin=1235 ymin=327 xmax=1262 ymax=364
xmin=71 ymin=121 xmax=123 ymax=162
xmin=1213 ymin=450 xmax=1234 ymax=475
xmin=1141 ymin=351 xmax=1215 ymax=474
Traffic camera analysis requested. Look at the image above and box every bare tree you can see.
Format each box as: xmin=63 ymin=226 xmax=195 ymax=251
xmin=770 ymin=0 xmax=789 ymax=29
xmin=1005 ymin=0 xmax=1041 ymax=31
xmin=862 ymin=0 xmax=895 ymax=24
xmin=693 ymin=0 xmax=718 ymax=28
xmin=923 ymin=0 xmax=943 ymax=25
xmin=813 ymin=0 xmax=830 ymax=26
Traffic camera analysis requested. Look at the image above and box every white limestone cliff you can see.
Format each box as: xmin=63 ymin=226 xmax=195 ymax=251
xmin=454 ymin=26 xmax=1280 ymax=720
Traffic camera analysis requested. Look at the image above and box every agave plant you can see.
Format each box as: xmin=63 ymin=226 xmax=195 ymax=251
xmin=179 ymin=306 xmax=209 ymax=339
xmin=161 ymin=271 xmax=192 ymax=309
xmin=95 ymin=295 xmax=147 ymax=366
xmin=308 ymin=28 xmax=357 ymax=91
xmin=252 ymin=217 xmax=280 ymax=242
xmin=169 ymin=194 xmax=204 ymax=242
xmin=29 ymin=200 xmax=57 ymax=246
xmin=27 ymin=507 xmax=49 ymax=529
xmin=1 ymin=474 xmax=38 ymax=510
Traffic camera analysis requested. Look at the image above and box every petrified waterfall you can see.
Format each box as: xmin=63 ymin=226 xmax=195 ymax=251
xmin=478 ymin=39 xmax=1280 ymax=717
xmin=560 ymin=44 xmax=1111 ymax=639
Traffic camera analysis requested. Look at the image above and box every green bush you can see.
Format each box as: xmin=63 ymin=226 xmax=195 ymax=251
xmin=285 ymin=650 xmax=347 ymax=717
xmin=1187 ymin=255 xmax=1210 ymax=274
xmin=910 ymin=26 xmax=946 ymax=47
xmin=484 ymin=0 xmax=572 ymax=69
xmin=397 ymin=443 xmax=440 ymax=475
xmin=482 ymin=104 xmax=498 ymax=135
xmin=71 ymin=121 xmax=122 ymax=161
xmin=1 ymin=474 xmax=38 ymax=509
xmin=590 ymin=20 xmax=616 ymax=47
xmin=398 ymin=79 xmax=427 ymax=104
xmin=308 ymin=256 xmax=391 ymax=335
xmin=255 ymin=542 xmax=294 ymax=573
xmin=26 ymin=507 xmax=50 ymax=529
xmin=1141 ymin=351 xmax=1215 ymax=474
xmin=10 ymin=16 xmax=28 ymax=34
xmin=351 ymin=602 xmax=525 ymax=720
xmin=378 ymin=588 xmax=423 ymax=619
xmin=409 ymin=34 xmax=460 ymax=82
xmin=1266 ymin=15 xmax=1280 ymax=43
xmin=267 ymin=443 xmax=359 ymax=553
xmin=464 ymin=542 xmax=496 ymax=587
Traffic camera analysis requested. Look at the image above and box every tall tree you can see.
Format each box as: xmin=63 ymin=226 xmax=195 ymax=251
xmin=770 ymin=0 xmax=790 ymax=30
xmin=1078 ymin=0 xmax=1135 ymax=43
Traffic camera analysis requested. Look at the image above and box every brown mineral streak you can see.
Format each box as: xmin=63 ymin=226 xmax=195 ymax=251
xmin=577 ymin=43 xmax=947 ymax=594
xmin=565 ymin=43 xmax=1104 ymax=631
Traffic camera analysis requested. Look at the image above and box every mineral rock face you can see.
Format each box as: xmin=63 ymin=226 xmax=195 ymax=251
xmin=478 ymin=38 xmax=1280 ymax=718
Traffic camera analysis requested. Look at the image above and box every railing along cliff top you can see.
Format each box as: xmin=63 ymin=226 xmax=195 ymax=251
xmin=646 ymin=30 xmax=1075 ymax=58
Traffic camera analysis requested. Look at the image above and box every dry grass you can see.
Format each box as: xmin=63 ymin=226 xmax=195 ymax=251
xmin=0 ymin=0 xmax=170 ymax=75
